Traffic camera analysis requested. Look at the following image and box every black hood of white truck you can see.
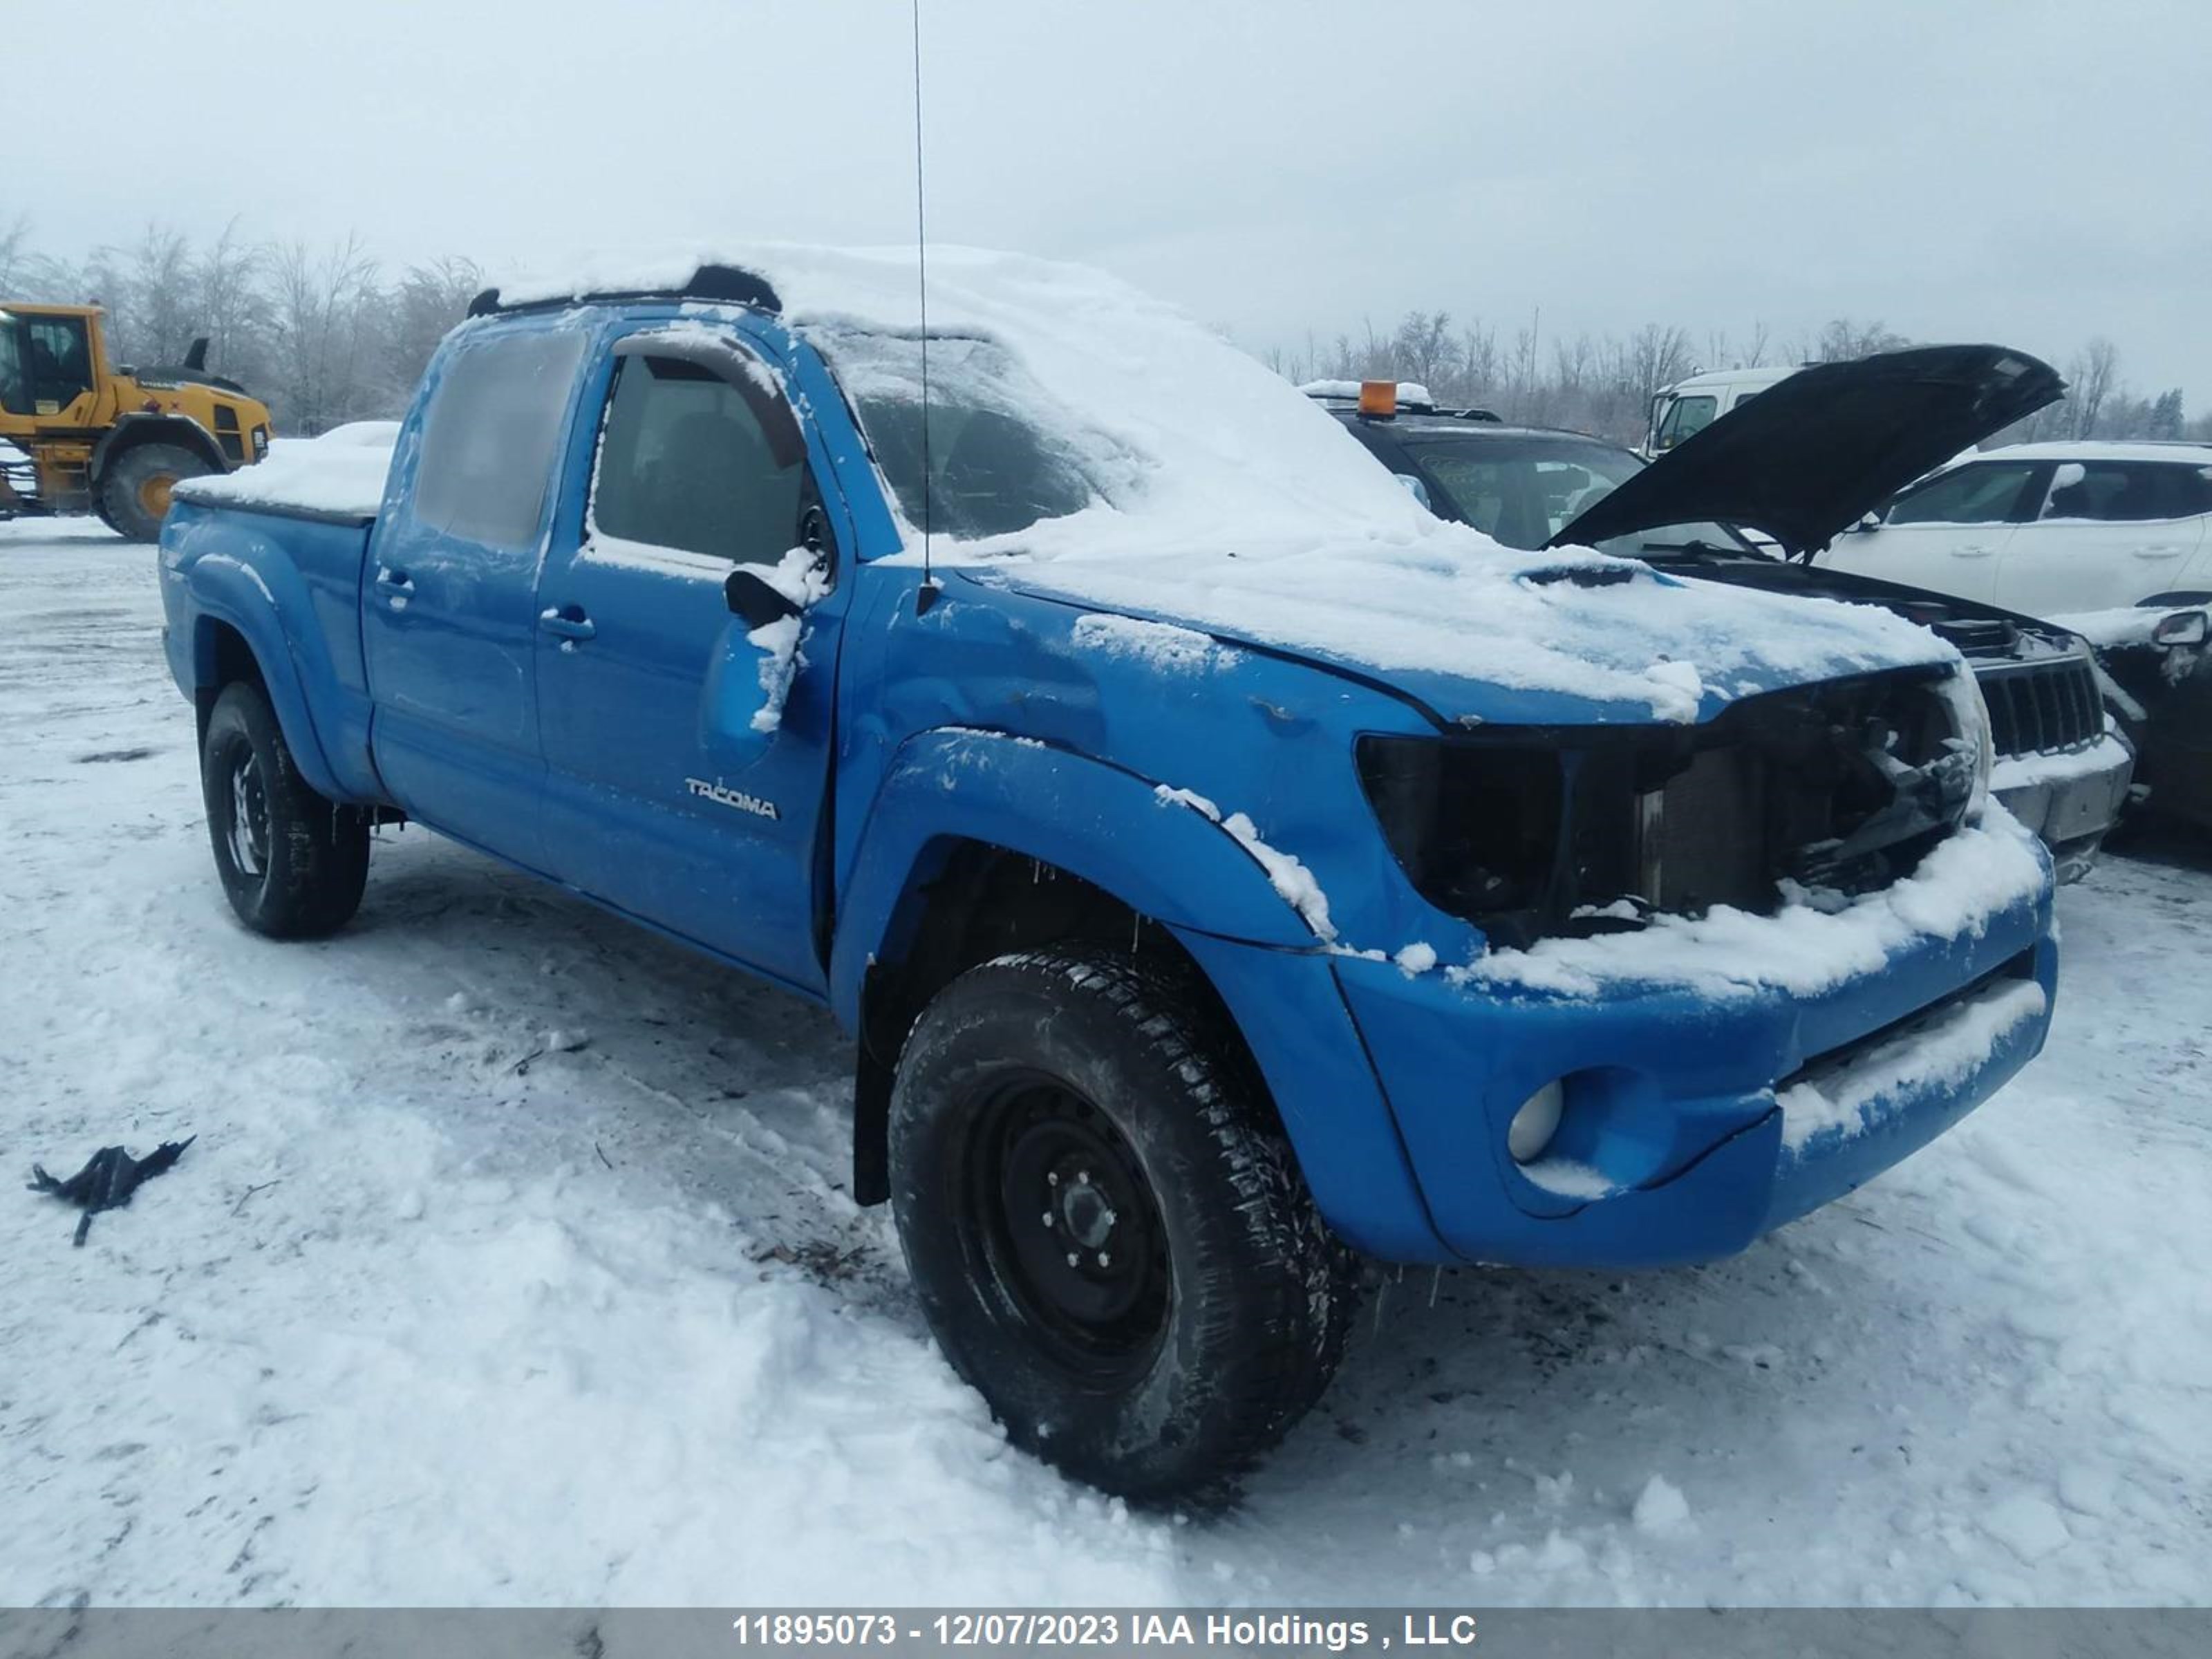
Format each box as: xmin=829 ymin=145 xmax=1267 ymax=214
xmin=1549 ymin=344 xmax=2065 ymax=559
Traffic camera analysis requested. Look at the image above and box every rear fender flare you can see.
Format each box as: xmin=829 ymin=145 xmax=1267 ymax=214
xmin=182 ymin=543 xmax=347 ymax=801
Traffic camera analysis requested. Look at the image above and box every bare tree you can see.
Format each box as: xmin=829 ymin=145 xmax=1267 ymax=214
xmin=268 ymin=234 xmax=384 ymax=435
xmin=2065 ymin=337 xmax=2119 ymax=439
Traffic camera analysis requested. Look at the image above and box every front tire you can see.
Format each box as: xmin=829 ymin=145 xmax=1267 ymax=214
xmin=201 ymin=682 xmax=370 ymax=938
xmin=890 ymin=946 xmax=1356 ymax=1501
xmin=99 ymin=442 xmax=212 ymax=543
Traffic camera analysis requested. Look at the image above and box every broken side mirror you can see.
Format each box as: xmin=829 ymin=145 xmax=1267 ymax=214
xmin=724 ymin=568 xmax=801 ymax=630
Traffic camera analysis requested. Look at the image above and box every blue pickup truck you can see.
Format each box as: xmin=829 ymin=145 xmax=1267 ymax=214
xmin=160 ymin=247 xmax=2059 ymax=1498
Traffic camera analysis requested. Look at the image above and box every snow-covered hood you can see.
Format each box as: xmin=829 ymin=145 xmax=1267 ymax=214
xmin=966 ymin=528 xmax=1956 ymax=727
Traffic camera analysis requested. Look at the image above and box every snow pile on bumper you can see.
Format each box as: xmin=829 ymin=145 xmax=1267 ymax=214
xmin=1452 ymin=810 xmax=2050 ymax=1000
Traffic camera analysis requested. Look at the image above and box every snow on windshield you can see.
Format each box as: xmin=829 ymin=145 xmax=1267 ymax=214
xmin=488 ymin=244 xmax=1960 ymax=719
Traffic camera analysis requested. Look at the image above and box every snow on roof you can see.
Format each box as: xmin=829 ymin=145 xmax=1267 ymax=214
xmin=174 ymin=423 xmax=397 ymax=521
xmin=506 ymin=245 xmax=1960 ymax=719
xmin=1662 ymin=364 xmax=1801 ymax=394
xmin=1978 ymin=440 xmax=2212 ymax=466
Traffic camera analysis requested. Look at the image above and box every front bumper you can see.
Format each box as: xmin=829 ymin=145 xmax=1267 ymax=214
xmin=1184 ymin=816 xmax=2057 ymax=1269
xmin=1992 ymin=732 xmax=2133 ymax=882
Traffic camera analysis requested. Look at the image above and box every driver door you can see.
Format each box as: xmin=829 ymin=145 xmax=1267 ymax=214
xmin=532 ymin=324 xmax=852 ymax=993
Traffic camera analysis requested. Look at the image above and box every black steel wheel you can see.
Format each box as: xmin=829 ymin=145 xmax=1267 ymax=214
xmin=889 ymin=946 xmax=1357 ymax=1501
xmin=201 ymin=680 xmax=371 ymax=938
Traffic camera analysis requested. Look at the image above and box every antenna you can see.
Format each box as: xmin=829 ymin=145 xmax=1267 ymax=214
xmin=910 ymin=0 xmax=939 ymax=616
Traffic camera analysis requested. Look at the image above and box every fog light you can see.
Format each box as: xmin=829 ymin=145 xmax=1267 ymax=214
xmin=1507 ymin=1080 xmax=1565 ymax=1164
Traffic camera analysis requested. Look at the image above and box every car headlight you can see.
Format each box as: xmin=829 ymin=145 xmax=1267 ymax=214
xmin=1939 ymin=667 xmax=1995 ymax=823
xmin=1359 ymin=671 xmax=1976 ymax=946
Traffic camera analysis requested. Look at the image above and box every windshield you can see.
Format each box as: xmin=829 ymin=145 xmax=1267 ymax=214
xmin=1407 ymin=434 xmax=1753 ymax=559
xmin=811 ymin=328 xmax=1104 ymax=541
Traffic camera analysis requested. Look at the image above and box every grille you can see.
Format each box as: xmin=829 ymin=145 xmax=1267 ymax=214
xmin=1978 ymin=658 xmax=2101 ymax=758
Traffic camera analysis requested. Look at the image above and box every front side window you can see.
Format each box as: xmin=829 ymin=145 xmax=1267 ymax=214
xmin=2040 ymin=460 xmax=2209 ymax=523
xmin=813 ymin=328 xmax=1103 ymax=541
xmin=1653 ymin=394 xmax=1716 ymax=451
xmin=413 ymin=327 xmax=588 ymax=547
xmin=25 ymin=315 xmax=93 ymax=411
xmin=1884 ymin=461 xmax=2042 ymax=526
xmin=0 ymin=317 xmax=28 ymax=415
xmin=590 ymin=353 xmax=802 ymax=563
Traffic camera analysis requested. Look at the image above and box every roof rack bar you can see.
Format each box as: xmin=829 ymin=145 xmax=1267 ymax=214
xmin=467 ymin=263 xmax=782 ymax=319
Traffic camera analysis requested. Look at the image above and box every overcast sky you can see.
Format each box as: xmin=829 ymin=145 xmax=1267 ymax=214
xmin=21 ymin=1 xmax=2212 ymax=395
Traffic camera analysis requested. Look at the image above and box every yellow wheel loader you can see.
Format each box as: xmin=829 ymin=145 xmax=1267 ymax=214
xmin=0 ymin=302 xmax=273 ymax=541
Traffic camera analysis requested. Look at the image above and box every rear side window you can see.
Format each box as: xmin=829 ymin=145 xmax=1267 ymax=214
xmin=1885 ymin=462 xmax=2041 ymax=525
xmin=413 ymin=328 xmax=588 ymax=546
xmin=2041 ymin=460 xmax=2211 ymax=522
xmin=590 ymin=353 xmax=802 ymax=562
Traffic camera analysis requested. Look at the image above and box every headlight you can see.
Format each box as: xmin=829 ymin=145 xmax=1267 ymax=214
xmin=1359 ymin=671 xmax=1975 ymax=946
xmin=1938 ymin=667 xmax=1995 ymax=823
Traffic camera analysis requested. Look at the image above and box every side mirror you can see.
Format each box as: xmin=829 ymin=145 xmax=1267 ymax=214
xmin=724 ymin=568 xmax=801 ymax=630
xmin=1853 ymin=512 xmax=1883 ymax=533
xmin=2152 ymin=608 xmax=2209 ymax=648
xmin=1394 ymin=472 xmax=1434 ymax=512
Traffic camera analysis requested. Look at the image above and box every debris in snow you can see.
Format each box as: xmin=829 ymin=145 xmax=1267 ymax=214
xmin=544 ymin=1028 xmax=593 ymax=1054
xmin=1633 ymin=1474 xmax=1693 ymax=1533
xmin=1394 ymin=941 xmax=1438 ymax=976
xmin=1979 ymin=1492 xmax=2071 ymax=1562
xmin=27 ymin=1137 xmax=196 ymax=1247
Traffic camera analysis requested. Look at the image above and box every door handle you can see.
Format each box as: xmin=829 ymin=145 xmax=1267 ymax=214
xmin=373 ymin=567 xmax=413 ymax=608
xmin=1951 ymin=545 xmax=1996 ymax=559
xmin=538 ymin=606 xmax=596 ymax=642
xmin=2130 ymin=547 xmax=2183 ymax=559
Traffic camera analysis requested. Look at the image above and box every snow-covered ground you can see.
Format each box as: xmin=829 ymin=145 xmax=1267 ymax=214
xmin=2 ymin=521 xmax=2207 ymax=1608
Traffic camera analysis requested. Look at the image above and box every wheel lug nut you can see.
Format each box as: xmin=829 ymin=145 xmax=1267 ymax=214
xmin=1047 ymin=1172 xmax=1060 ymax=1186
xmin=1097 ymin=1251 xmax=1111 ymax=1267
xmin=1041 ymin=1210 xmax=1054 ymax=1228
xmin=1077 ymin=1170 xmax=1091 ymax=1185
xmin=1065 ymin=1251 xmax=1080 ymax=1268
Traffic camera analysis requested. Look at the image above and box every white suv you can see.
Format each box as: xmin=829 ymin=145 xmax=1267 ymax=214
xmin=1819 ymin=441 xmax=2212 ymax=615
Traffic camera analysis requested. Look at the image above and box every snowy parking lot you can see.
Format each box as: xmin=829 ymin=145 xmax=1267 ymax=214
xmin=2 ymin=521 xmax=2207 ymax=1608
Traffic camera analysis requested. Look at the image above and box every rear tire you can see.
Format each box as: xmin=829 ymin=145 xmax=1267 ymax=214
xmin=889 ymin=945 xmax=1357 ymax=1501
xmin=99 ymin=442 xmax=212 ymax=543
xmin=201 ymin=681 xmax=371 ymax=938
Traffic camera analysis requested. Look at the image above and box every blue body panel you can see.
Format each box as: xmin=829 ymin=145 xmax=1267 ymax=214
xmin=157 ymin=298 xmax=2063 ymax=1271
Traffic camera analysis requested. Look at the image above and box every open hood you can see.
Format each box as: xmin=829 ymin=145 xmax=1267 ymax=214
xmin=1550 ymin=344 xmax=2065 ymax=558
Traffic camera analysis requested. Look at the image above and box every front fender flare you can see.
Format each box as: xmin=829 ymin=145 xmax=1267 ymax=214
xmin=829 ymin=729 xmax=1321 ymax=1029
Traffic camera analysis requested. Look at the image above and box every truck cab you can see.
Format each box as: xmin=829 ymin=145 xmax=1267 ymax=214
xmin=1644 ymin=363 xmax=1799 ymax=457
xmin=156 ymin=249 xmax=2059 ymax=1500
